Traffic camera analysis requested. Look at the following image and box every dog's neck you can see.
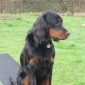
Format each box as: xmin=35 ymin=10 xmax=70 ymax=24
xmin=27 ymin=31 xmax=55 ymax=57
xmin=31 ymin=37 xmax=55 ymax=57
xmin=37 ymin=39 xmax=52 ymax=48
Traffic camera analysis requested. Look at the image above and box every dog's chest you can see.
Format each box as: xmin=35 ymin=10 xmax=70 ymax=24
xmin=27 ymin=54 xmax=54 ymax=78
xmin=35 ymin=60 xmax=53 ymax=78
xmin=28 ymin=54 xmax=54 ymax=79
xmin=28 ymin=42 xmax=55 ymax=78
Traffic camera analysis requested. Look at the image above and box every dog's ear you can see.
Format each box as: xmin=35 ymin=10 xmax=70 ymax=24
xmin=33 ymin=15 xmax=48 ymax=46
xmin=26 ymin=30 xmax=34 ymax=46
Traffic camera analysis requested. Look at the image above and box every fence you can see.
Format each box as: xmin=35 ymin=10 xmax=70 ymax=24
xmin=0 ymin=0 xmax=85 ymax=15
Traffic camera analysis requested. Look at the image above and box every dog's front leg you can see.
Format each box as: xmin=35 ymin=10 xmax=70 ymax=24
xmin=17 ymin=66 xmax=28 ymax=85
xmin=17 ymin=65 xmax=36 ymax=85
xmin=25 ymin=64 xmax=36 ymax=85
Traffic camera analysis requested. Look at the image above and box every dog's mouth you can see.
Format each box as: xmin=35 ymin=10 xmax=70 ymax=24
xmin=49 ymin=28 xmax=70 ymax=41
xmin=53 ymin=32 xmax=70 ymax=41
xmin=53 ymin=38 xmax=59 ymax=41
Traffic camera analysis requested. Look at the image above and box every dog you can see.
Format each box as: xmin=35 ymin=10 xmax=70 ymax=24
xmin=17 ymin=11 xmax=70 ymax=85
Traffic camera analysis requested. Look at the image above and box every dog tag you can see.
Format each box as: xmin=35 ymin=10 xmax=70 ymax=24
xmin=47 ymin=44 xmax=51 ymax=48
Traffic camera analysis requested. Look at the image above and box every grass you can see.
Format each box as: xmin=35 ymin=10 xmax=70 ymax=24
xmin=0 ymin=13 xmax=85 ymax=85
xmin=0 ymin=81 xmax=3 ymax=85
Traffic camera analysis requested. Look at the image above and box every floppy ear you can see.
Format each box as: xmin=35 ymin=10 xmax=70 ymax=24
xmin=26 ymin=30 xmax=34 ymax=46
xmin=33 ymin=15 xmax=48 ymax=46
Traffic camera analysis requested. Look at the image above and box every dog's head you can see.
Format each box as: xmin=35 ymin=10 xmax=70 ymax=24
xmin=44 ymin=11 xmax=70 ymax=41
xmin=30 ymin=11 xmax=70 ymax=46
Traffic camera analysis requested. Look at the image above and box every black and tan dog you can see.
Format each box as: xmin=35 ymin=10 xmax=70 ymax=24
xmin=17 ymin=11 xmax=70 ymax=85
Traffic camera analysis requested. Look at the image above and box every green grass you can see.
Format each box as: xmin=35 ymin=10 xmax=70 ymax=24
xmin=0 ymin=13 xmax=85 ymax=85
xmin=0 ymin=81 xmax=3 ymax=85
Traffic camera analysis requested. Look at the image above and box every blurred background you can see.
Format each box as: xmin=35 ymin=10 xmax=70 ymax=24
xmin=0 ymin=0 xmax=85 ymax=16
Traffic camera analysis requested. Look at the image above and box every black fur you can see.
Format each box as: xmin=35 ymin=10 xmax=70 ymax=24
xmin=16 ymin=11 xmax=69 ymax=85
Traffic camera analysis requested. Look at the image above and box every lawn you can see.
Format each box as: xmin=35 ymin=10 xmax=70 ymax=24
xmin=0 ymin=81 xmax=3 ymax=85
xmin=0 ymin=13 xmax=85 ymax=85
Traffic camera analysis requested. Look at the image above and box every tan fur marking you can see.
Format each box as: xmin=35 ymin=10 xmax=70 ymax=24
xmin=23 ymin=75 xmax=30 ymax=85
xmin=49 ymin=28 xmax=66 ymax=39
xmin=29 ymin=56 xmax=54 ymax=65
xmin=44 ymin=57 xmax=54 ymax=62
xmin=29 ymin=57 xmax=38 ymax=65
xmin=42 ymin=76 xmax=49 ymax=85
